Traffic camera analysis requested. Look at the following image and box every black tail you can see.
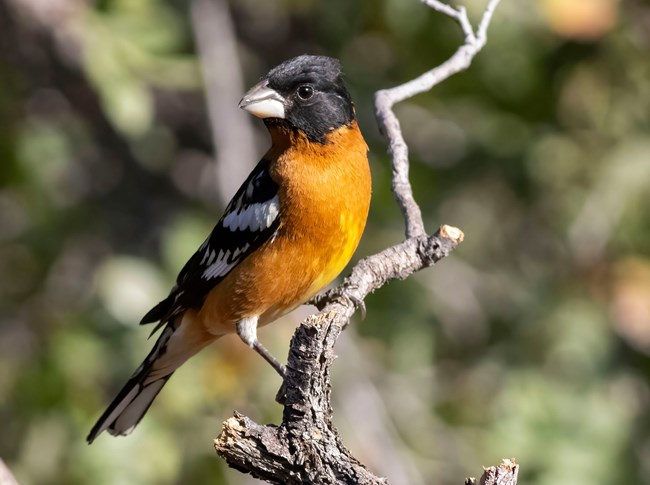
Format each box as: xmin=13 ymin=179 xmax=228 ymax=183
xmin=87 ymin=325 xmax=174 ymax=443
xmin=140 ymin=295 xmax=174 ymax=325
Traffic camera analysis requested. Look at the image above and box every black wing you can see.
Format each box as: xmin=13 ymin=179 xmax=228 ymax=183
xmin=141 ymin=159 xmax=280 ymax=328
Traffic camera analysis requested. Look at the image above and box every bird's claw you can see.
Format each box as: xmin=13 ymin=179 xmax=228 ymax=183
xmin=275 ymin=379 xmax=288 ymax=405
xmin=308 ymin=285 xmax=366 ymax=319
xmin=306 ymin=291 xmax=329 ymax=310
xmin=347 ymin=292 xmax=367 ymax=320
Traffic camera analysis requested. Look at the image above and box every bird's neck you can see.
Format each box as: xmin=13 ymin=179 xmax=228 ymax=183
xmin=265 ymin=120 xmax=370 ymax=211
xmin=265 ymin=120 xmax=366 ymax=158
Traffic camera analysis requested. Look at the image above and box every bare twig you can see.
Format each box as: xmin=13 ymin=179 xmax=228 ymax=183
xmin=215 ymin=1 xmax=511 ymax=483
xmin=375 ymin=0 xmax=502 ymax=238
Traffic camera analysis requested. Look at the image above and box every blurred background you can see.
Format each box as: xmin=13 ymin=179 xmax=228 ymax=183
xmin=1 ymin=0 xmax=649 ymax=483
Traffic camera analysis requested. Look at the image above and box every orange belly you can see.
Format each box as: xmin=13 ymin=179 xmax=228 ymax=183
xmin=197 ymin=204 xmax=366 ymax=334
xmin=196 ymin=121 xmax=371 ymax=336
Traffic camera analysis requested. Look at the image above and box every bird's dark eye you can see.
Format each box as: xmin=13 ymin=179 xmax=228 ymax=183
xmin=297 ymin=85 xmax=314 ymax=100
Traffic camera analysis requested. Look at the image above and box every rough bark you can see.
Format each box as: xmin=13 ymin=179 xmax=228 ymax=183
xmin=216 ymin=228 xmax=463 ymax=484
xmin=213 ymin=0 xmax=513 ymax=483
xmin=465 ymin=459 xmax=519 ymax=485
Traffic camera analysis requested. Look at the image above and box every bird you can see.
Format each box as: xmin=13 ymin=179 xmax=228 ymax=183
xmin=87 ymin=55 xmax=371 ymax=443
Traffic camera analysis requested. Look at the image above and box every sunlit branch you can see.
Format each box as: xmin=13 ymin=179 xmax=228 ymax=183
xmin=215 ymin=1 xmax=510 ymax=483
xmin=375 ymin=0 xmax=503 ymax=239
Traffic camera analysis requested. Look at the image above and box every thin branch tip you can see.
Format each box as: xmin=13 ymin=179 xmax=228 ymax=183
xmin=477 ymin=0 xmax=503 ymax=40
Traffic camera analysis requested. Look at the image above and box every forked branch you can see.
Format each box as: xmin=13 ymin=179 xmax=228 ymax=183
xmin=375 ymin=0 xmax=502 ymax=239
xmin=215 ymin=1 xmax=510 ymax=483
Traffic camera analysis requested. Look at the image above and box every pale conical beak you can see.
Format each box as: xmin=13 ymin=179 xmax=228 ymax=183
xmin=239 ymin=80 xmax=286 ymax=119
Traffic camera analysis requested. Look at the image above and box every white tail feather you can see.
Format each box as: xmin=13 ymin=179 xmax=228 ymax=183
xmin=87 ymin=326 xmax=176 ymax=443
xmin=90 ymin=386 xmax=140 ymax=439
xmin=108 ymin=379 xmax=167 ymax=436
xmin=88 ymin=314 xmax=213 ymax=444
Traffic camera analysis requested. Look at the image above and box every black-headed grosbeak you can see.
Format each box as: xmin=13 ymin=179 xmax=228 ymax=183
xmin=87 ymin=55 xmax=371 ymax=443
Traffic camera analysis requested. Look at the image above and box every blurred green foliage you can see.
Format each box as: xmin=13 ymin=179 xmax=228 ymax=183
xmin=1 ymin=0 xmax=650 ymax=484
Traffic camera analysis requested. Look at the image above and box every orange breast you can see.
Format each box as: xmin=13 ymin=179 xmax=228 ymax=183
xmin=197 ymin=122 xmax=371 ymax=335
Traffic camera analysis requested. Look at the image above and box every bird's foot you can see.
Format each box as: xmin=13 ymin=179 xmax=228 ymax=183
xmin=275 ymin=379 xmax=288 ymax=405
xmin=237 ymin=318 xmax=286 ymax=378
xmin=308 ymin=284 xmax=366 ymax=319
xmin=252 ymin=341 xmax=286 ymax=378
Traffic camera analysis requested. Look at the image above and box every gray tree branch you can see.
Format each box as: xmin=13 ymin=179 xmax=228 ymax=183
xmin=375 ymin=0 xmax=502 ymax=239
xmin=216 ymin=228 xmax=462 ymax=484
xmin=215 ymin=1 xmax=512 ymax=484
xmin=191 ymin=0 xmax=258 ymax=206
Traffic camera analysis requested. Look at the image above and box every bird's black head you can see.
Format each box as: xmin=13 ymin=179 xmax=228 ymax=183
xmin=239 ymin=55 xmax=355 ymax=143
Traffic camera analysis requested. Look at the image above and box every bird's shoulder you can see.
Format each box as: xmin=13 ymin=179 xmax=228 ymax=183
xmin=140 ymin=159 xmax=281 ymax=326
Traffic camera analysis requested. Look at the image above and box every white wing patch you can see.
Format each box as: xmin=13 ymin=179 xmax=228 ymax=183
xmin=199 ymin=248 xmax=218 ymax=266
xmin=223 ymin=195 xmax=280 ymax=232
xmin=202 ymin=244 xmax=251 ymax=279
